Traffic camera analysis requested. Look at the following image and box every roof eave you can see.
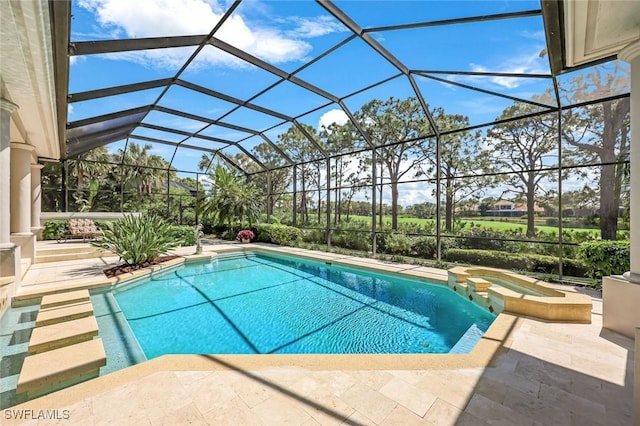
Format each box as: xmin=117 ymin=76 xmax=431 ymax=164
xmin=50 ymin=0 xmax=71 ymax=160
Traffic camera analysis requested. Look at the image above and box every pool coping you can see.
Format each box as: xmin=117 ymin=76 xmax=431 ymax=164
xmin=9 ymin=243 xmax=528 ymax=408
xmin=5 ymin=313 xmax=520 ymax=412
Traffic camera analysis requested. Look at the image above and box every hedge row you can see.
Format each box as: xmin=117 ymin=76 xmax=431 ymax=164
xmin=254 ymin=224 xmax=303 ymax=245
xmin=578 ymin=240 xmax=630 ymax=278
xmin=44 ymin=218 xmax=629 ymax=280
xmin=443 ymin=249 xmax=587 ymax=276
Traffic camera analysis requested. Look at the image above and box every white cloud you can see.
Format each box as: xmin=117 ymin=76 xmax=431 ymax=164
xmin=519 ymin=30 xmax=545 ymax=41
xmin=78 ymin=0 xmax=219 ymax=37
xmin=396 ymin=181 xmax=434 ymax=206
xmin=285 ymin=16 xmax=345 ymax=38
xmin=76 ymin=0 xmax=342 ymax=70
xmin=198 ymin=173 xmax=214 ymax=188
xmin=466 ymin=49 xmax=549 ymax=89
xmin=318 ymin=109 xmax=348 ymax=129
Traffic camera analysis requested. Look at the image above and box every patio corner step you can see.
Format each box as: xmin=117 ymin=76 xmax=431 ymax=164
xmin=17 ymin=338 xmax=106 ymax=399
xmin=40 ymin=289 xmax=90 ymax=309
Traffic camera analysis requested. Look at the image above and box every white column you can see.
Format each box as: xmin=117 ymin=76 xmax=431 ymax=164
xmin=31 ymin=163 xmax=44 ymax=232
xmin=0 ymin=99 xmax=19 ymax=245
xmin=620 ymin=40 xmax=640 ymax=283
xmin=10 ymin=142 xmax=35 ymax=235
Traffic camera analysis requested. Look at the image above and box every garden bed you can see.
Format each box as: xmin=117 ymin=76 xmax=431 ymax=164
xmin=103 ymin=256 xmax=179 ymax=278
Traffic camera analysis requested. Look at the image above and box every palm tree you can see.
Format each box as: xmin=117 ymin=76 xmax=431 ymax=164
xmin=203 ymin=165 xmax=264 ymax=226
xmin=198 ymin=153 xmax=215 ymax=172
xmin=119 ymin=143 xmax=169 ymax=204
xmin=68 ymin=146 xmax=112 ymax=211
xmin=68 ymin=146 xmax=111 ymax=189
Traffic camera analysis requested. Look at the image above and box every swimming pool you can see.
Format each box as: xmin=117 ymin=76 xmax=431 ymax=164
xmin=112 ymin=252 xmax=495 ymax=357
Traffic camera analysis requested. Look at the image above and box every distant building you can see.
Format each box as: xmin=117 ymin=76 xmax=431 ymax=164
xmin=484 ymin=200 xmax=544 ymax=217
xmin=167 ymin=181 xmax=199 ymax=196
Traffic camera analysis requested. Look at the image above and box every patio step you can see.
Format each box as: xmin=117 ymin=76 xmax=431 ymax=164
xmin=35 ymin=246 xmax=108 ymax=264
xmin=36 ymin=244 xmax=95 ymax=255
xmin=35 ymin=301 xmax=94 ymax=327
xmin=40 ymin=289 xmax=91 ymax=309
xmin=17 ymin=338 xmax=106 ymax=399
xmin=29 ymin=315 xmax=99 ymax=354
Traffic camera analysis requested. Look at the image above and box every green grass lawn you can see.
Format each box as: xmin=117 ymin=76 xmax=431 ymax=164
xmin=347 ymin=215 xmax=602 ymax=236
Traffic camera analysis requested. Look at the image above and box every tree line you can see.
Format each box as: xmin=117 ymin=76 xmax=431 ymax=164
xmin=42 ymin=66 xmax=629 ymax=241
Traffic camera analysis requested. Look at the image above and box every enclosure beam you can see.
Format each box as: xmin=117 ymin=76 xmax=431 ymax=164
xmin=552 ymin=77 xmax=564 ymax=278
xmin=371 ymin=147 xmax=377 ymax=256
xmin=69 ymin=35 xmax=206 ymax=56
xmin=62 ymin=161 xmax=69 ymax=212
xmin=153 ymin=106 xmax=259 ymax=135
xmin=69 ymin=79 xmax=173 ymax=103
xmin=293 ymin=165 xmax=297 ymax=226
xmin=208 ymin=37 xmax=338 ymax=104
xmin=266 ymin=172 xmax=272 ymax=223
xmin=365 ymin=9 xmax=541 ymax=33
xmin=619 ymin=41 xmax=640 ymax=283
xmin=175 ymin=80 xmax=292 ymax=122
xmin=326 ymin=158 xmax=331 ymax=246
xmin=435 ymin=134 xmax=442 ymax=261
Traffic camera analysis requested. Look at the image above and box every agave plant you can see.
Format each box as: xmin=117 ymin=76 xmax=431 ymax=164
xmin=92 ymin=214 xmax=178 ymax=265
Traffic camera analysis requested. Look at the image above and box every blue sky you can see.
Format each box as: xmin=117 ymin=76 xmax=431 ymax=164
xmin=67 ymin=0 xmax=627 ymax=205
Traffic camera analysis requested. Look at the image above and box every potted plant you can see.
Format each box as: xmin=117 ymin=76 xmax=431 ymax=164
xmin=237 ymin=229 xmax=255 ymax=243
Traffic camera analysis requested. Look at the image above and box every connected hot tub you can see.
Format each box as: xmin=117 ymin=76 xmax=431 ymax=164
xmin=447 ymin=266 xmax=592 ymax=323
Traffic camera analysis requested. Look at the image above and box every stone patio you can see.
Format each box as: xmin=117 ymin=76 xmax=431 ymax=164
xmin=1 ymin=241 xmax=634 ymax=425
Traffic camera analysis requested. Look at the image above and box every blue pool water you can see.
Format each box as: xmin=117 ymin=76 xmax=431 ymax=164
xmin=112 ymin=252 xmax=495 ymax=358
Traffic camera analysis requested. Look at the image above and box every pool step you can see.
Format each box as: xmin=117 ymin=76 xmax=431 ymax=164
xmin=29 ymin=316 xmax=99 ymax=354
xmin=40 ymin=289 xmax=90 ymax=309
xmin=35 ymin=301 xmax=94 ymax=327
xmin=16 ymin=289 xmax=106 ymax=399
xmin=450 ymin=324 xmax=485 ymax=354
xmin=17 ymin=338 xmax=106 ymax=399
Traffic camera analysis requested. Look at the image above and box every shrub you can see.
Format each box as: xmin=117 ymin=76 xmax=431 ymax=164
xmin=578 ymin=240 xmax=630 ymax=279
xmin=396 ymin=221 xmax=436 ymax=235
xmin=167 ymin=225 xmax=196 ymax=246
xmin=42 ymin=220 xmax=68 ymax=240
xmin=377 ymin=233 xmax=413 ymax=255
xmin=94 ymin=219 xmax=110 ymax=230
xmin=92 ymin=214 xmax=179 ymax=265
xmin=411 ymin=236 xmax=438 ymax=258
xmin=200 ymin=220 xmax=216 ymax=236
xmin=331 ymin=229 xmax=370 ymax=251
xmin=443 ymin=248 xmax=587 ymax=276
xmin=302 ymin=228 xmax=325 ymax=244
xmin=454 ymin=225 xmax=524 ymax=252
xmin=255 ymin=224 xmax=302 ymax=245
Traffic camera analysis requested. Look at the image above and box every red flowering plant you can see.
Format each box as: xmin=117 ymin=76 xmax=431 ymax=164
xmin=236 ymin=229 xmax=255 ymax=241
